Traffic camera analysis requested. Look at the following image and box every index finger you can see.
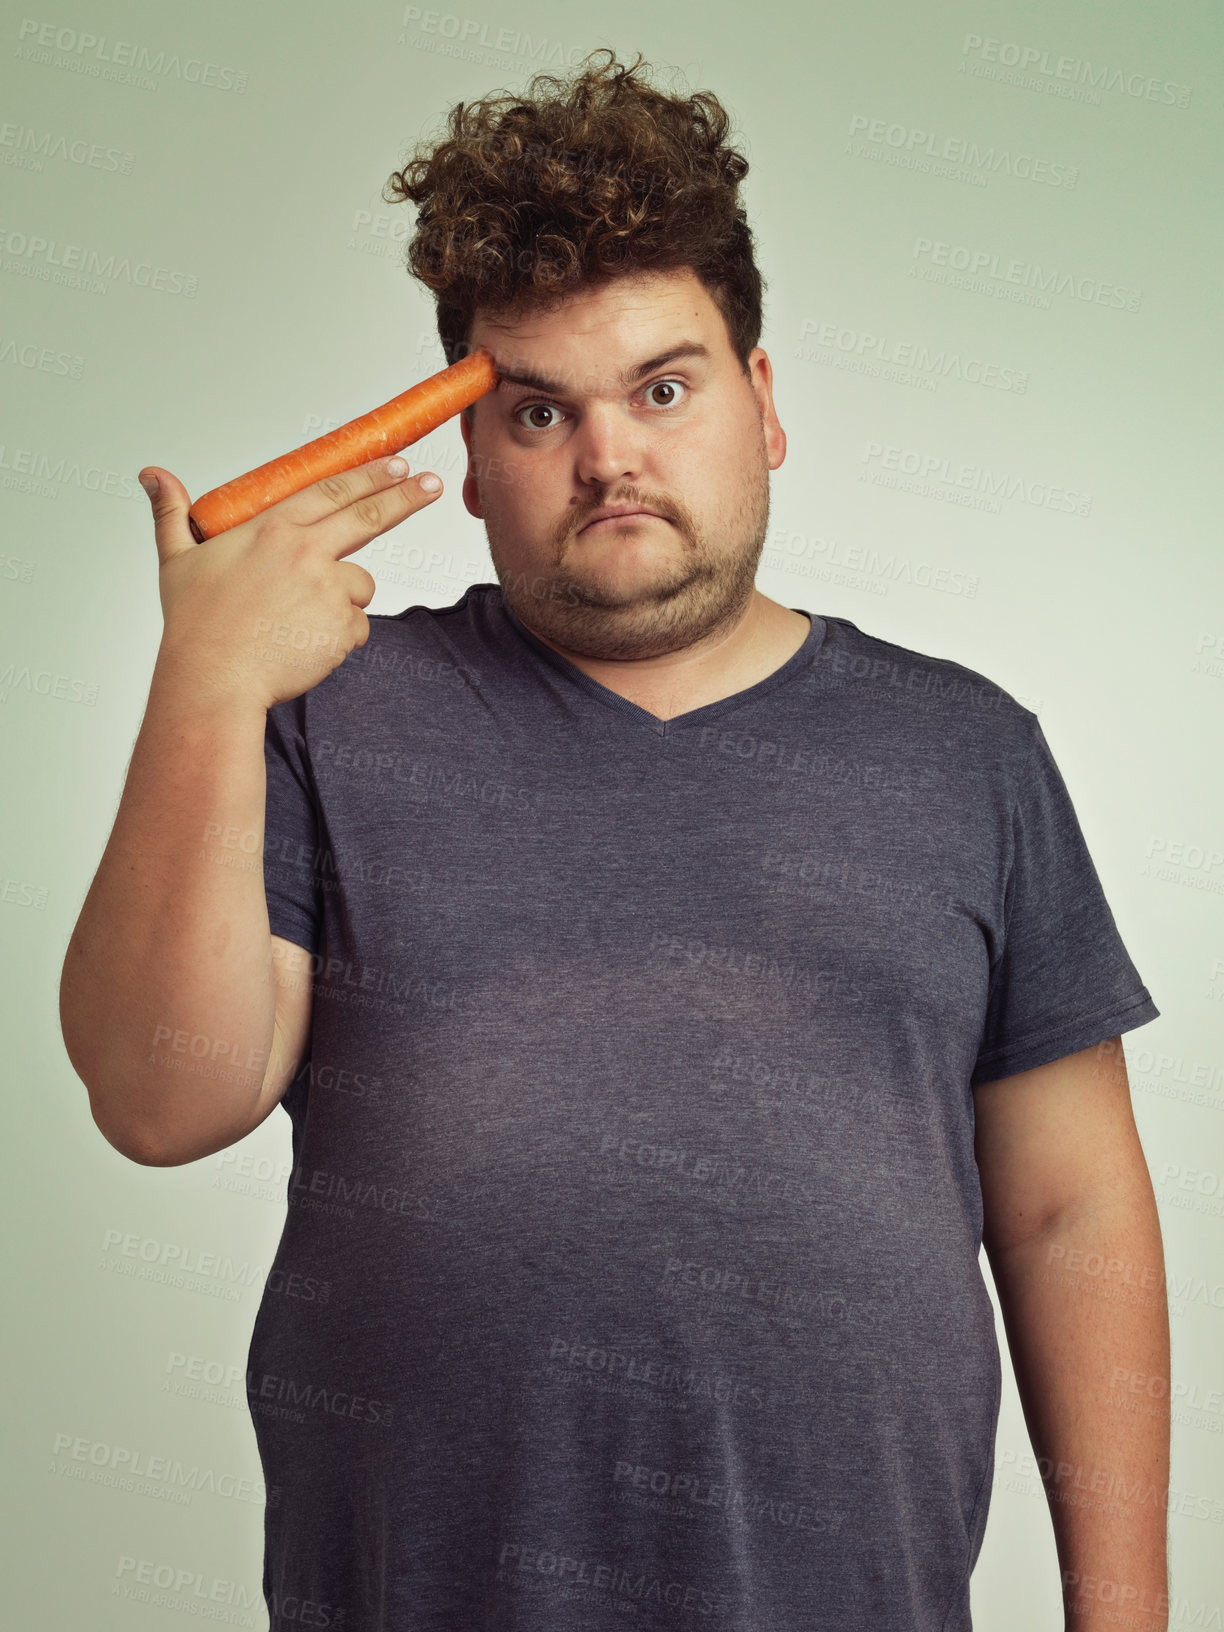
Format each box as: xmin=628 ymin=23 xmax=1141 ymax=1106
xmin=286 ymin=456 xmax=444 ymax=560
xmin=185 ymin=347 xmax=496 ymax=540
xmin=271 ymin=454 xmax=434 ymax=528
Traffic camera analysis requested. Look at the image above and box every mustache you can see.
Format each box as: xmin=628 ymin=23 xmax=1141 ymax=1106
xmin=567 ymin=495 xmax=680 ymax=536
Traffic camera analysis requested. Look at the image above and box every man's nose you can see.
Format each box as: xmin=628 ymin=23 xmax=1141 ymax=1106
xmin=569 ymin=401 xmax=650 ymax=488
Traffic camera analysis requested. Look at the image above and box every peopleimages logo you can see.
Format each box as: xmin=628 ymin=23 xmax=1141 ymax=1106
xmin=0 ymin=225 xmax=198 ymax=297
xmin=0 ymin=441 xmax=147 ymax=500
xmin=0 ymin=333 xmax=83 ymax=377
xmin=15 ymin=19 xmax=247 ymax=93
xmin=959 ymin=33 xmax=1192 ymax=108
xmin=859 ymin=441 xmax=1093 ymax=517
xmin=910 ymin=237 xmax=1141 ymax=313
xmin=847 ymin=114 xmax=1079 ymax=189
xmin=396 ymin=6 xmax=589 ymax=72
xmin=0 ymin=121 xmax=134 ymax=175
xmin=797 ymin=317 xmax=1029 ymax=395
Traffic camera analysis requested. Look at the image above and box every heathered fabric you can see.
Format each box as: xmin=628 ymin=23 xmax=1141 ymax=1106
xmin=250 ymin=581 xmax=1159 ymax=1632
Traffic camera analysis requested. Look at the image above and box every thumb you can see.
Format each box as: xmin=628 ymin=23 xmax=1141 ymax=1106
xmin=138 ymin=467 xmax=197 ymax=564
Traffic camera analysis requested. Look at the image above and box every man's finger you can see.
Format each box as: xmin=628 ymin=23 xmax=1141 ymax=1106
xmin=268 ymin=456 xmax=440 ymax=533
xmin=139 ymin=468 xmax=198 ymax=564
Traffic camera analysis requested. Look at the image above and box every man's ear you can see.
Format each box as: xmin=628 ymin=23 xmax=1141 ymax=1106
xmin=747 ymin=347 xmax=786 ymax=472
xmin=459 ymin=407 xmax=483 ymax=520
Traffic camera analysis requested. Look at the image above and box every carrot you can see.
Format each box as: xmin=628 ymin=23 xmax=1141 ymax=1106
xmin=186 ymin=346 xmax=499 ymax=542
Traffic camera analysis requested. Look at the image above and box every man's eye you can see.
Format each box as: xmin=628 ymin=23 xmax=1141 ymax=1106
xmin=643 ymin=379 xmax=687 ymax=409
xmin=513 ymin=379 xmax=689 ymax=431
xmin=515 ymin=402 xmax=564 ymax=431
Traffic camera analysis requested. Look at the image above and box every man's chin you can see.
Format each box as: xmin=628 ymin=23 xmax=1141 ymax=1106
xmin=568 ymin=527 xmax=679 ymax=571
xmin=560 ymin=553 xmax=694 ymax=609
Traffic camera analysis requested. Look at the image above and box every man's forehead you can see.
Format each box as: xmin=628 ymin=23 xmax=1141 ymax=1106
xmin=486 ymin=339 xmax=713 ymax=399
xmin=469 ymin=269 xmax=721 ymax=398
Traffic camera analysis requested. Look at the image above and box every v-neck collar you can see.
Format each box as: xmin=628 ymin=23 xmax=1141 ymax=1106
xmin=499 ymin=592 xmax=826 ymax=737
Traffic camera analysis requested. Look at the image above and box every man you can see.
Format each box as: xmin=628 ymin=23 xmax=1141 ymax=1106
xmin=61 ymin=47 xmax=1169 ymax=1632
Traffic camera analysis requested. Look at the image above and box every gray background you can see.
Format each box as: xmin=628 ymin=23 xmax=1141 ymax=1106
xmin=1 ymin=0 xmax=1220 ymax=1624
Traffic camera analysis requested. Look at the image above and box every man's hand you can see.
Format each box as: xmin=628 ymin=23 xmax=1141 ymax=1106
xmin=139 ymin=455 xmax=443 ymax=710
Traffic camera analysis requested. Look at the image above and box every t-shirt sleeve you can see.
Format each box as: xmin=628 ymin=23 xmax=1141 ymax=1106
xmin=262 ymin=694 xmax=324 ymax=957
xmin=970 ymin=715 xmax=1160 ymax=1087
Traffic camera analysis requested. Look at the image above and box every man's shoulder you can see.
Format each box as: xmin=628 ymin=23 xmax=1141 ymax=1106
xmin=808 ymin=615 xmax=1041 ymax=782
xmin=363 ymin=580 xmax=497 ymax=639
xmin=338 ymin=581 xmax=499 ymax=673
xmin=815 ymin=613 xmax=1036 ymax=726
xmin=270 ymin=583 xmax=500 ymax=740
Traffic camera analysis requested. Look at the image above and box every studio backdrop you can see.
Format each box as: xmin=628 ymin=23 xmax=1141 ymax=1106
xmin=1 ymin=0 xmax=1220 ymax=1626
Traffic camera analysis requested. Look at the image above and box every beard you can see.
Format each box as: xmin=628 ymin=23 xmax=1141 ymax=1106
xmin=483 ymin=437 xmax=772 ymax=663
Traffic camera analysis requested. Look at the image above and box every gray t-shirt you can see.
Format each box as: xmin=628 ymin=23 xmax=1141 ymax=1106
xmin=250 ymin=582 xmax=1159 ymax=1631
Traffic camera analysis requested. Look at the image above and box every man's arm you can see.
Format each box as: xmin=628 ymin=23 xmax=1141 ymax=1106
xmin=972 ymin=1036 xmax=1171 ymax=1632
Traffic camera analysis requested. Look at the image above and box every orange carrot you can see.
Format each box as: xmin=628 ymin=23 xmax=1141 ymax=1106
xmin=186 ymin=347 xmax=499 ymax=542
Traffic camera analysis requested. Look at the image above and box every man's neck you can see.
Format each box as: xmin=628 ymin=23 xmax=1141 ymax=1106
xmin=520 ymin=593 xmax=811 ymax=722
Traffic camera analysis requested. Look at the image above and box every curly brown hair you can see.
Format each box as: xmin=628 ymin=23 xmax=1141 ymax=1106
xmin=381 ymin=47 xmax=765 ymax=406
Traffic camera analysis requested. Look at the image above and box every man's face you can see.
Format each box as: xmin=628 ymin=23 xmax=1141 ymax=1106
xmin=459 ymin=267 xmax=786 ymax=661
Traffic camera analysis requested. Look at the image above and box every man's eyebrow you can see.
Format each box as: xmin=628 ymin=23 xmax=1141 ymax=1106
xmin=493 ymin=341 xmax=711 ymax=397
